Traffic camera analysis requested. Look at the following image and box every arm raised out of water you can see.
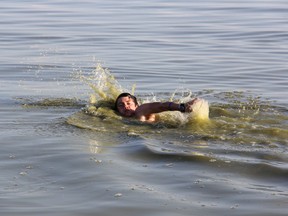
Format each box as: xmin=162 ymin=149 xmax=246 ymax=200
xmin=114 ymin=92 xmax=201 ymax=122
xmin=134 ymin=98 xmax=199 ymax=122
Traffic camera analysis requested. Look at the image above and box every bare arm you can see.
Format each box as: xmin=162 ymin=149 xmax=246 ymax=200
xmin=135 ymin=102 xmax=177 ymax=116
xmin=135 ymin=98 xmax=199 ymax=121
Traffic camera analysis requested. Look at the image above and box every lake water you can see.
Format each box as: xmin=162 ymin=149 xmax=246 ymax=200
xmin=1 ymin=0 xmax=287 ymax=215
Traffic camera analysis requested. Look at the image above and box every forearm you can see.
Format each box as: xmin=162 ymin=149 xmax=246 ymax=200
xmin=163 ymin=102 xmax=183 ymax=112
xmin=136 ymin=101 xmax=191 ymax=118
xmin=137 ymin=102 xmax=180 ymax=114
xmin=153 ymin=102 xmax=186 ymax=113
xmin=146 ymin=102 xmax=182 ymax=113
xmin=165 ymin=98 xmax=199 ymax=113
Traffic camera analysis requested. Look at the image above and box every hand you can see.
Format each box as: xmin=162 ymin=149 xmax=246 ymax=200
xmin=185 ymin=98 xmax=199 ymax=112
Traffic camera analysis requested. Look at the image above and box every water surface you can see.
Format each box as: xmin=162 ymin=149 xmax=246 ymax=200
xmin=1 ymin=0 xmax=287 ymax=215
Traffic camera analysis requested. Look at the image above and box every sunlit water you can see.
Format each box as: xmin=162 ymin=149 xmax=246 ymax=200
xmin=1 ymin=0 xmax=287 ymax=216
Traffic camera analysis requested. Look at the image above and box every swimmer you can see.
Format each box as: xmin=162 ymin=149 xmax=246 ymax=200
xmin=115 ymin=92 xmax=200 ymax=122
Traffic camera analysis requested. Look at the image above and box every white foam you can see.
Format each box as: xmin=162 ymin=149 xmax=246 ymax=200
xmin=188 ymin=98 xmax=209 ymax=121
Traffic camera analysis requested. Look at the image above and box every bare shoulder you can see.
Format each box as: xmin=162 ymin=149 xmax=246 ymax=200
xmin=135 ymin=103 xmax=152 ymax=117
xmin=134 ymin=103 xmax=161 ymax=121
xmin=135 ymin=102 xmax=162 ymax=116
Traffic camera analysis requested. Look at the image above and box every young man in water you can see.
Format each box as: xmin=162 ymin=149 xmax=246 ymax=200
xmin=115 ymin=92 xmax=199 ymax=122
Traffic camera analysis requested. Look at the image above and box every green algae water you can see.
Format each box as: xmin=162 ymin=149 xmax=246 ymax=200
xmin=21 ymin=64 xmax=287 ymax=164
xmin=65 ymin=65 xmax=288 ymax=165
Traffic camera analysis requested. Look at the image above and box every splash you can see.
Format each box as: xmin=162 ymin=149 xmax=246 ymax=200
xmin=154 ymin=98 xmax=210 ymax=128
xmin=76 ymin=64 xmax=123 ymax=103
xmin=18 ymin=64 xmax=287 ymax=165
xmin=74 ymin=64 xmax=210 ymax=126
xmin=74 ymin=64 xmax=127 ymax=120
xmin=188 ymin=98 xmax=210 ymax=121
xmin=69 ymin=65 xmax=288 ymax=150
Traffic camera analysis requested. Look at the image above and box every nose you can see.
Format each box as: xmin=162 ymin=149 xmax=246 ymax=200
xmin=124 ymin=103 xmax=130 ymax=109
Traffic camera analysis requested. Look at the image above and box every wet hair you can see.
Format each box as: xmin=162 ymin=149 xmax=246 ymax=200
xmin=114 ymin=93 xmax=138 ymax=111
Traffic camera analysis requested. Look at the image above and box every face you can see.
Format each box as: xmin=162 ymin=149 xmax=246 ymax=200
xmin=116 ymin=96 xmax=138 ymax=117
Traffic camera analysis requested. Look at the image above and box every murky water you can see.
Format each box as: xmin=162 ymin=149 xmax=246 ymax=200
xmin=1 ymin=0 xmax=287 ymax=215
